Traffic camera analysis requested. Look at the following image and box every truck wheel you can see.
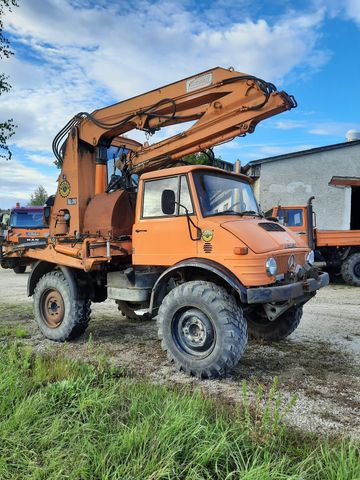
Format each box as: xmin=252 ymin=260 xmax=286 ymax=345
xmin=33 ymin=271 xmax=91 ymax=342
xmin=13 ymin=265 xmax=26 ymax=274
xmin=116 ymin=301 xmax=148 ymax=321
xmin=341 ymin=253 xmax=360 ymax=286
xmin=157 ymin=281 xmax=247 ymax=378
xmin=246 ymin=305 xmax=303 ymax=341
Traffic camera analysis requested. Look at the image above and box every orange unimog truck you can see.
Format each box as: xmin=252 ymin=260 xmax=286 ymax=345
xmin=0 ymin=205 xmax=49 ymax=273
xmin=270 ymin=197 xmax=360 ymax=286
xmin=1 ymin=67 xmax=328 ymax=378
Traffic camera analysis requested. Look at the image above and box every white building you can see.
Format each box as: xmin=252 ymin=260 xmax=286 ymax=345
xmin=243 ymin=135 xmax=360 ymax=231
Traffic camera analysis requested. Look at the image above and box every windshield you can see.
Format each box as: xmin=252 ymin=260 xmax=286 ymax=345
xmin=10 ymin=210 xmax=45 ymax=228
xmin=193 ymin=172 xmax=260 ymax=217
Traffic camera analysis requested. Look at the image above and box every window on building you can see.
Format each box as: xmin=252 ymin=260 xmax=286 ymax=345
xmin=142 ymin=175 xmax=194 ymax=218
xmin=351 ymin=187 xmax=360 ymax=230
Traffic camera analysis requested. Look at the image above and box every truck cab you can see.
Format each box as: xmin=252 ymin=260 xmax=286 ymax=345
xmin=133 ymin=166 xmax=315 ymax=288
xmin=269 ymin=199 xmax=360 ymax=286
xmin=270 ymin=204 xmax=313 ymax=248
xmin=4 ymin=206 xmax=49 ymax=273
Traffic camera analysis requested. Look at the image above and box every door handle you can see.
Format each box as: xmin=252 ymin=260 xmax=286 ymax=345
xmin=297 ymin=232 xmax=306 ymax=235
xmin=135 ymin=229 xmax=147 ymax=233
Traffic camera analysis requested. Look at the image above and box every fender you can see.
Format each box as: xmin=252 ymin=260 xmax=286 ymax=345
xmin=27 ymin=261 xmax=77 ymax=300
xmin=149 ymin=257 xmax=247 ymax=313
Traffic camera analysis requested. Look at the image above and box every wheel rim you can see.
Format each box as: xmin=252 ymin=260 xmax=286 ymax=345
xmin=40 ymin=288 xmax=65 ymax=328
xmin=172 ymin=308 xmax=215 ymax=358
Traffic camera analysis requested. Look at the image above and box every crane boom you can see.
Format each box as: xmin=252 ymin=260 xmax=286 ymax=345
xmin=48 ymin=66 xmax=297 ymax=233
xmin=53 ymin=67 xmax=296 ymax=176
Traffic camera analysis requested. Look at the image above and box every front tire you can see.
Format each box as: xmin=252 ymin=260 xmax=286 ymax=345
xmin=341 ymin=253 xmax=360 ymax=286
xmin=33 ymin=271 xmax=91 ymax=342
xmin=246 ymin=305 xmax=303 ymax=341
xmin=157 ymin=281 xmax=247 ymax=378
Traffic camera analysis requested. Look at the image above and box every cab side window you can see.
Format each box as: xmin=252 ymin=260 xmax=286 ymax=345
xmin=278 ymin=208 xmax=303 ymax=227
xmin=142 ymin=175 xmax=194 ymax=218
xmin=179 ymin=176 xmax=193 ymax=214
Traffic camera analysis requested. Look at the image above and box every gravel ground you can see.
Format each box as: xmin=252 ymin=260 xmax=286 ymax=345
xmin=0 ymin=267 xmax=359 ymax=438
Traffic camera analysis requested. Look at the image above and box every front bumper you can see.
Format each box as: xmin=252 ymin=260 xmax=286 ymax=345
xmin=246 ymin=272 xmax=329 ymax=304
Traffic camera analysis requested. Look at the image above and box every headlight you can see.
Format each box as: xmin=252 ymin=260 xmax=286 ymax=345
xmin=306 ymin=250 xmax=315 ymax=265
xmin=265 ymin=257 xmax=277 ymax=276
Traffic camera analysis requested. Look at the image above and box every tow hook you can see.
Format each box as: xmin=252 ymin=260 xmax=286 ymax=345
xmin=303 ymin=279 xmax=311 ymax=292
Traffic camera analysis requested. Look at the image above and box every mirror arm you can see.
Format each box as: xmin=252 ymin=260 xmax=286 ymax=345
xmin=176 ymin=202 xmax=202 ymax=241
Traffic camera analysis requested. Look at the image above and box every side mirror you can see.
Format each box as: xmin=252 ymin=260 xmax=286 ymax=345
xmin=44 ymin=206 xmax=51 ymax=224
xmin=161 ymin=189 xmax=176 ymax=215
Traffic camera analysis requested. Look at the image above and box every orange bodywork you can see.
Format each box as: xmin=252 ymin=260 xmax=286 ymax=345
xmin=2 ymin=66 xmax=307 ymax=288
xmin=271 ymin=205 xmax=360 ymax=249
xmin=133 ymin=166 xmax=308 ymax=287
xmin=3 ymin=207 xmax=49 ymax=264
xmin=316 ymin=230 xmax=360 ymax=247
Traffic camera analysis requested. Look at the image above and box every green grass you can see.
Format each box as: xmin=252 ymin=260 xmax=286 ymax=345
xmin=0 ymin=343 xmax=358 ymax=480
xmin=0 ymin=325 xmax=29 ymax=338
xmin=0 ymin=303 xmax=33 ymax=316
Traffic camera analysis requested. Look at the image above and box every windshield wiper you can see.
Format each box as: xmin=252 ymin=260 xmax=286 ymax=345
xmin=209 ymin=210 xmax=242 ymax=216
xmin=209 ymin=210 xmax=261 ymax=217
xmin=239 ymin=210 xmax=262 ymax=217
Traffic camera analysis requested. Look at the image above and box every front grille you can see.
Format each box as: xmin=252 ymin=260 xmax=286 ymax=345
xmin=275 ymin=253 xmax=304 ymax=273
xmin=203 ymin=242 xmax=213 ymax=253
xmin=258 ymin=222 xmax=285 ymax=232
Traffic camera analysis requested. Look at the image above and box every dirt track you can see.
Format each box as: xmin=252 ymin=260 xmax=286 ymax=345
xmin=0 ymin=267 xmax=359 ymax=437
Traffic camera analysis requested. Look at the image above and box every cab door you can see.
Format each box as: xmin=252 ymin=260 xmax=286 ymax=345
xmin=132 ymin=174 xmax=198 ymax=266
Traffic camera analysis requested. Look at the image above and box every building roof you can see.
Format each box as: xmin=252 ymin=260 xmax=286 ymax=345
xmin=243 ymin=139 xmax=360 ymax=172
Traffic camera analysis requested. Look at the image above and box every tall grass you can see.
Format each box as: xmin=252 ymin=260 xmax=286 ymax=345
xmin=0 ymin=343 xmax=358 ymax=480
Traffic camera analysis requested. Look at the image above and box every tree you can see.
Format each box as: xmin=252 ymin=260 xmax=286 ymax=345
xmin=183 ymin=149 xmax=222 ymax=167
xmin=29 ymin=185 xmax=48 ymax=206
xmin=1 ymin=0 xmax=18 ymax=160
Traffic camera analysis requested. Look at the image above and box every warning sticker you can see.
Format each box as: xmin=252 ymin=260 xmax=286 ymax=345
xmin=59 ymin=179 xmax=71 ymax=198
xmin=186 ymin=72 xmax=213 ymax=93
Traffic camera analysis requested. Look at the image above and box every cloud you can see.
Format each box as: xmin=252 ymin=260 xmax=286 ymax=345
xmin=321 ymin=0 xmax=360 ymax=25
xmin=0 ymin=158 xmax=57 ymax=209
xmin=273 ymin=120 xmax=307 ymax=130
xmin=308 ymin=122 xmax=360 ymax=137
xmin=231 ymin=143 xmax=321 ymax=162
xmin=269 ymin=119 xmax=360 ymax=138
xmin=1 ymin=0 xmax=329 ymax=156
xmin=256 ymin=144 xmax=319 ymax=157
xmin=27 ymin=153 xmax=55 ymax=166
xmin=345 ymin=0 xmax=360 ymax=24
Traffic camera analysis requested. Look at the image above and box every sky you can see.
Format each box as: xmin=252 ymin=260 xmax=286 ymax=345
xmin=1 ymin=0 xmax=360 ymax=208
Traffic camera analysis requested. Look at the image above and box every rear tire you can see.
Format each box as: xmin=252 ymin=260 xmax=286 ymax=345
xmin=157 ymin=281 xmax=247 ymax=378
xmin=246 ymin=305 xmax=303 ymax=341
xmin=33 ymin=271 xmax=91 ymax=342
xmin=13 ymin=265 xmax=26 ymax=274
xmin=341 ymin=253 xmax=360 ymax=286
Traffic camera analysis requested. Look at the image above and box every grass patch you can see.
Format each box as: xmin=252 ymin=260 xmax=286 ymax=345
xmin=0 ymin=303 xmax=33 ymax=316
xmin=0 ymin=325 xmax=29 ymax=338
xmin=0 ymin=343 xmax=358 ymax=480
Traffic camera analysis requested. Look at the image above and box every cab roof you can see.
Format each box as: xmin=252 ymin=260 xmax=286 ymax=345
xmin=140 ymin=164 xmax=252 ymax=183
xmin=11 ymin=206 xmax=43 ymax=212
